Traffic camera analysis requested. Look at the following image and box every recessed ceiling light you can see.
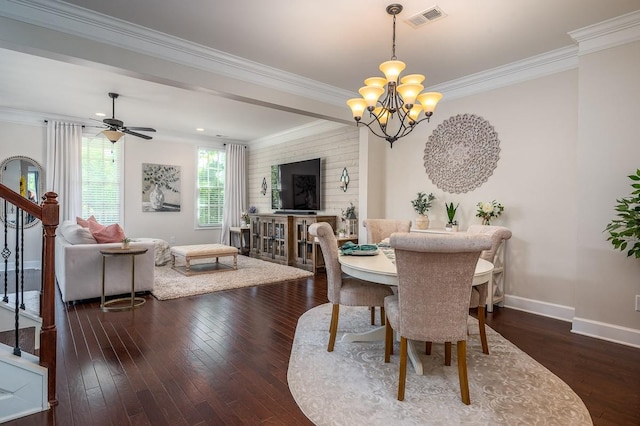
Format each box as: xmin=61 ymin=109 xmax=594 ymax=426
xmin=196 ymin=128 xmax=204 ymax=132
xmin=96 ymin=112 xmax=106 ymax=117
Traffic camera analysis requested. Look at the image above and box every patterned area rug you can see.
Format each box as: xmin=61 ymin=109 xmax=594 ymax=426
xmin=288 ymin=304 xmax=592 ymax=425
xmin=152 ymin=256 xmax=313 ymax=300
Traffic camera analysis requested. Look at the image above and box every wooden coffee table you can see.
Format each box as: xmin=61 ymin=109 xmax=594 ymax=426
xmin=170 ymin=244 xmax=238 ymax=276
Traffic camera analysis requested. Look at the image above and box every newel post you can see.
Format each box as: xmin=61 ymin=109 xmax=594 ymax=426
xmin=40 ymin=191 xmax=59 ymax=406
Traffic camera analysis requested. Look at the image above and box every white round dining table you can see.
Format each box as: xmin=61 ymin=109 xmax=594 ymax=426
xmin=338 ymin=248 xmax=494 ymax=375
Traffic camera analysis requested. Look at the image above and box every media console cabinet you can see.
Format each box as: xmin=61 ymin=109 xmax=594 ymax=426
xmin=249 ymin=214 xmax=337 ymax=272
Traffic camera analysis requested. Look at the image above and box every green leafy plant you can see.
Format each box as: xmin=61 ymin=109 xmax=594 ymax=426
xmin=411 ymin=192 xmax=435 ymax=215
xmin=446 ymin=202 xmax=459 ymax=225
xmin=342 ymin=202 xmax=357 ymax=220
xmin=605 ymin=169 xmax=640 ymax=258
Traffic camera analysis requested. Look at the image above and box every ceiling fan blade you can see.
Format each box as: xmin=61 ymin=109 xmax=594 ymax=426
xmin=123 ymin=128 xmax=153 ymax=140
xmin=126 ymin=127 xmax=156 ymax=132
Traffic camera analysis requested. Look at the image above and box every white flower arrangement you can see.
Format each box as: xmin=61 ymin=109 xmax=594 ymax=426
xmin=476 ymin=200 xmax=504 ymax=225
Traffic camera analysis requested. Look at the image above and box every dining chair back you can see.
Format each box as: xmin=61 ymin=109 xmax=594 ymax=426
xmin=384 ymin=232 xmax=492 ymax=404
xmin=363 ymin=219 xmax=411 ymax=244
xmin=466 ymin=225 xmax=512 ymax=312
xmin=309 ymin=222 xmax=393 ymax=352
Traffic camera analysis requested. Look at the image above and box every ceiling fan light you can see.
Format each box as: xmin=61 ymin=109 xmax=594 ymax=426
xmin=379 ymin=60 xmax=406 ymax=84
xmin=102 ymin=129 xmax=125 ymax=143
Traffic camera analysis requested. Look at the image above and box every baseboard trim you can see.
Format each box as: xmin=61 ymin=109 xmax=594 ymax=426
xmin=2 ymin=264 xmax=40 ymax=272
xmin=503 ymin=294 xmax=574 ymax=322
xmin=504 ymin=294 xmax=640 ymax=349
xmin=571 ymin=317 xmax=640 ymax=349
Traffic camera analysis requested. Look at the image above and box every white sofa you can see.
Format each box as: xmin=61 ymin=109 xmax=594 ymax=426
xmin=55 ymin=221 xmax=155 ymax=303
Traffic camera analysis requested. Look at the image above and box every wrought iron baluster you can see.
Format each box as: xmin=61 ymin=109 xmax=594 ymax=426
xmin=20 ymin=208 xmax=25 ymax=310
xmin=2 ymin=199 xmax=8 ymax=303
xmin=13 ymin=207 xmax=21 ymax=356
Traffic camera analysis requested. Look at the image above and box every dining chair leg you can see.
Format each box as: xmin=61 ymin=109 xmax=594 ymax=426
xmin=457 ymin=340 xmax=470 ymax=405
xmin=445 ymin=341 xmax=452 ymax=366
xmin=380 ymin=306 xmax=386 ymax=326
xmin=425 ymin=341 xmax=432 ymax=355
xmin=384 ymin=319 xmax=393 ymax=362
xmin=398 ymin=337 xmax=408 ymax=401
xmin=328 ymin=304 xmax=340 ymax=352
xmin=370 ymin=306 xmax=375 ymax=325
xmin=478 ymin=306 xmax=489 ymax=354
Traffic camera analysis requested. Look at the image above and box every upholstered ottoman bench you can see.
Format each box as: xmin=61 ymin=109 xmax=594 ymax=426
xmin=170 ymin=244 xmax=238 ymax=276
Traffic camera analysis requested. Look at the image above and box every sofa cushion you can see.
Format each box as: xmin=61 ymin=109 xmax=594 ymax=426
xmin=76 ymin=215 xmax=97 ymax=228
xmin=59 ymin=221 xmax=97 ymax=244
xmin=89 ymin=221 xmax=126 ymax=243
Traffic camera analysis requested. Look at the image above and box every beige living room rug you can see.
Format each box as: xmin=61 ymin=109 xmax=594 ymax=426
xmin=152 ymin=256 xmax=313 ymax=300
xmin=288 ymin=303 xmax=592 ymax=426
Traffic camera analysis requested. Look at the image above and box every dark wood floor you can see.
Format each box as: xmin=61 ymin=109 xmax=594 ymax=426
xmin=5 ymin=274 xmax=640 ymax=426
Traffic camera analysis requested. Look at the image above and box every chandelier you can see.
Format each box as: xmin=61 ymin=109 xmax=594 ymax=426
xmin=347 ymin=4 xmax=443 ymax=148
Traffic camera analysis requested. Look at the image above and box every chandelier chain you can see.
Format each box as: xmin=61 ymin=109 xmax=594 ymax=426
xmin=391 ymin=13 xmax=397 ymax=60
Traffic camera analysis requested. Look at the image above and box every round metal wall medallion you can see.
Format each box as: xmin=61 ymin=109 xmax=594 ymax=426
xmin=423 ymin=113 xmax=500 ymax=193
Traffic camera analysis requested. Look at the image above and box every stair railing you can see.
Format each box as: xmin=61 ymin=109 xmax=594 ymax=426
xmin=0 ymin=183 xmax=59 ymax=406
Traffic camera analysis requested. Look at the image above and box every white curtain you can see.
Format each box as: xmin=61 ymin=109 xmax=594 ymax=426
xmin=45 ymin=121 xmax=83 ymax=221
xmin=221 ymin=144 xmax=246 ymax=244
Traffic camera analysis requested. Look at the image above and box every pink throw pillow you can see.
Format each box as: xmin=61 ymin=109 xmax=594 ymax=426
xmin=76 ymin=215 xmax=98 ymax=228
xmin=89 ymin=221 xmax=125 ymax=243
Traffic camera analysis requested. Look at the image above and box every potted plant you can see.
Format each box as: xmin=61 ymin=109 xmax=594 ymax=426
xmin=240 ymin=210 xmax=250 ymax=227
xmin=445 ymin=202 xmax=459 ymax=231
xmin=121 ymin=237 xmax=131 ymax=249
xmin=411 ymin=192 xmax=435 ymax=230
xmin=605 ymin=169 xmax=640 ymax=258
xmin=476 ymin=200 xmax=504 ymax=225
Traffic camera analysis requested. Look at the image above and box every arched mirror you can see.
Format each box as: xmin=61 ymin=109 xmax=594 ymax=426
xmin=0 ymin=156 xmax=45 ymax=229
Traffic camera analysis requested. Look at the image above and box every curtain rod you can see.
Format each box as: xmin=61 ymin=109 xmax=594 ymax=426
xmin=43 ymin=120 xmax=85 ymax=128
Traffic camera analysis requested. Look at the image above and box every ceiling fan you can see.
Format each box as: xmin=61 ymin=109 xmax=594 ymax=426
xmin=99 ymin=92 xmax=156 ymax=143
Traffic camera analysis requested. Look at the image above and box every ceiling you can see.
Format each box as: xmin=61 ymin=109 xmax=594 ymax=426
xmin=0 ymin=0 xmax=638 ymax=143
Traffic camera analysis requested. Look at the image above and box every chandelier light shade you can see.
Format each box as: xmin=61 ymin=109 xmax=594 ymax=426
xmin=101 ymin=129 xmax=125 ymax=143
xmin=347 ymin=4 xmax=443 ymax=148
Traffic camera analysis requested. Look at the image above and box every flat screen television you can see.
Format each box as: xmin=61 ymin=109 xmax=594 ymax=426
xmin=271 ymin=158 xmax=321 ymax=212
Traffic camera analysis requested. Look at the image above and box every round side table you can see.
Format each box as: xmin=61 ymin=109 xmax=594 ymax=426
xmin=100 ymin=247 xmax=149 ymax=312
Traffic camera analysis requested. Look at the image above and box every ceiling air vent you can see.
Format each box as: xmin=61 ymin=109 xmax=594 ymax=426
xmin=405 ymin=5 xmax=447 ymax=28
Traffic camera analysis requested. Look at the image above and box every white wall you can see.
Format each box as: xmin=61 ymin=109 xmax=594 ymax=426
xmin=382 ymin=70 xmax=579 ymax=310
xmin=357 ymin=39 xmax=639 ymax=346
xmin=574 ymin=40 xmax=640 ymax=337
xmin=0 ymin=122 xmax=46 ymax=267
xmin=122 ymin=137 xmax=224 ymax=245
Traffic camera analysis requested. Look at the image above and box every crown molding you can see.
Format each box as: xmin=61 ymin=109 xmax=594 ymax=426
xmin=0 ymin=0 xmax=353 ymax=107
xmin=427 ymin=46 xmax=579 ymax=101
xmin=569 ymin=9 xmax=640 ymax=55
xmin=1 ymin=1 xmax=638 ymax=111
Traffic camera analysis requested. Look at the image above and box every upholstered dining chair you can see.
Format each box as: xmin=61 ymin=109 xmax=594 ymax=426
xmin=308 ymin=222 xmax=394 ymax=352
xmin=384 ymin=232 xmax=492 ymax=404
xmin=363 ymin=218 xmax=412 ymax=245
xmin=466 ymin=225 xmax=512 ymax=313
xmin=362 ymin=218 xmax=411 ymax=325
